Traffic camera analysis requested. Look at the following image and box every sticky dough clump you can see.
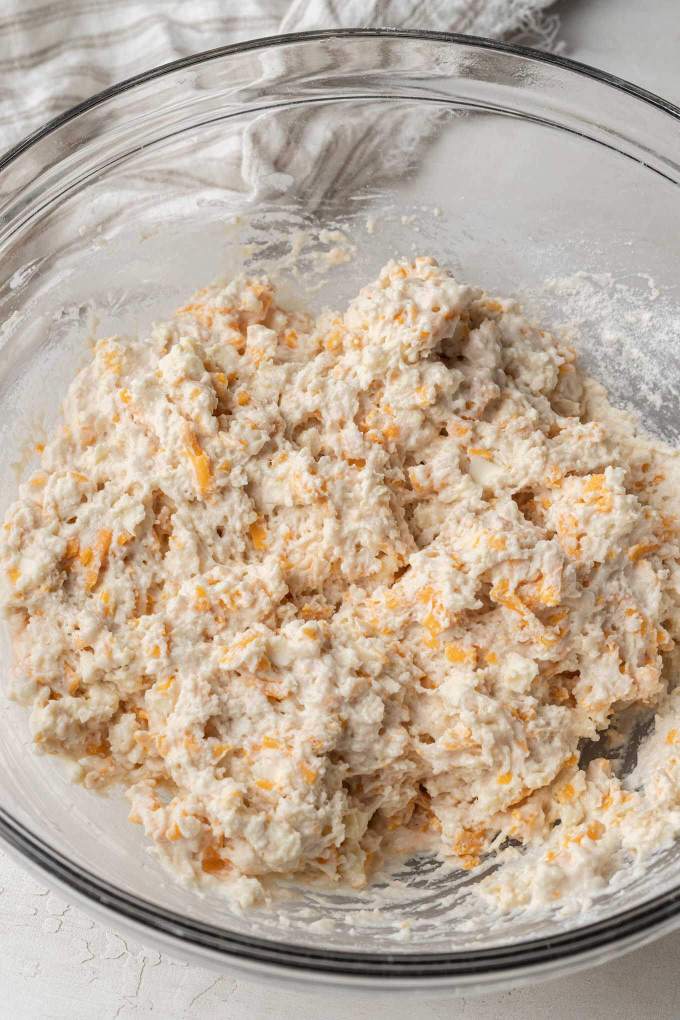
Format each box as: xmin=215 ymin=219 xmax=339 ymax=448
xmin=4 ymin=256 xmax=680 ymax=911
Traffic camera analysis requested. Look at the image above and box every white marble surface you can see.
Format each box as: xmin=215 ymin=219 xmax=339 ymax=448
xmin=5 ymin=1 xmax=680 ymax=1016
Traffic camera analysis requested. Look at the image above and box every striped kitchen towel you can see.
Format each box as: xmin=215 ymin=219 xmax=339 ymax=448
xmin=0 ymin=0 xmax=561 ymax=152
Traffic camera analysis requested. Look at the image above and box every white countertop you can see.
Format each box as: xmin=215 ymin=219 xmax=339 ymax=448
xmin=5 ymin=1 xmax=680 ymax=1016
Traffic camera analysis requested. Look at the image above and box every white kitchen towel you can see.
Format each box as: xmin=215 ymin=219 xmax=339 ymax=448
xmin=0 ymin=0 xmax=561 ymax=153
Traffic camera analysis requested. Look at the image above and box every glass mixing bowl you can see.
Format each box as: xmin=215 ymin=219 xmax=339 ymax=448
xmin=2 ymin=29 xmax=680 ymax=994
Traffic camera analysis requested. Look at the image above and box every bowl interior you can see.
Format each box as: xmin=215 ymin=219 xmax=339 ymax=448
xmin=2 ymin=32 xmax=680 ymax=966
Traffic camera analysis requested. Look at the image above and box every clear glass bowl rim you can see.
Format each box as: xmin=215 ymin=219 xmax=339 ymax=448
xmin=2 ymin=27 xmax=680 ymax=983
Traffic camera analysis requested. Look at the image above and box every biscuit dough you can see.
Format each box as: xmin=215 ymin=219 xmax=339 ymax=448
xmin=3 ymin=257 xmax=680 ymax=911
